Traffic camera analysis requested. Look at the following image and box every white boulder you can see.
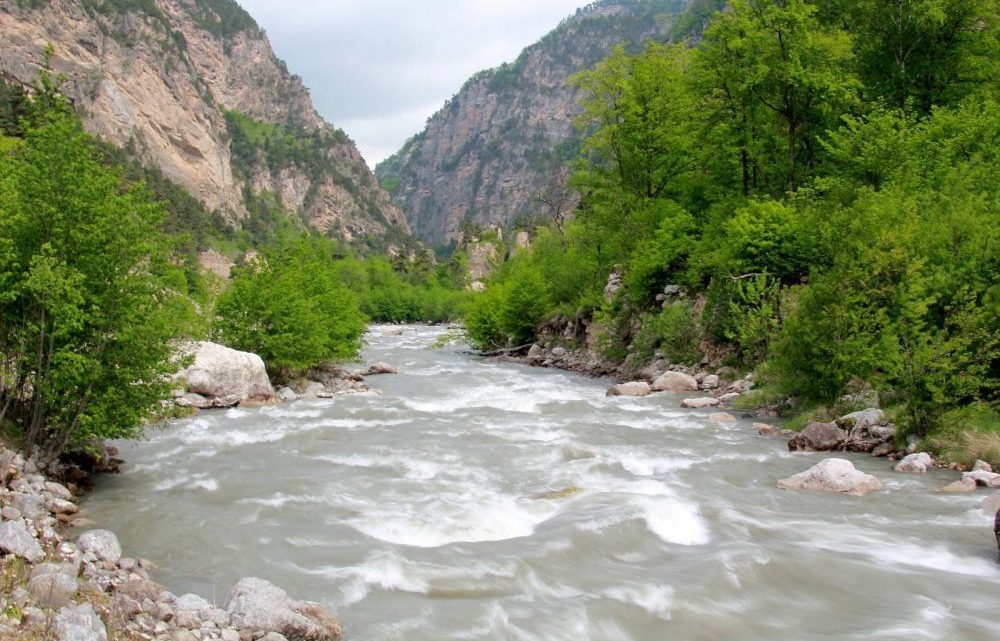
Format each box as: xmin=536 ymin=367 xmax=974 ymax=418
xmin=777 ymin=458 xmax=883 ymax=496
xmin=177 ymin=342 xmax=274 ymax=405
xmin=651 ymin=371 xmax=698 ymax=393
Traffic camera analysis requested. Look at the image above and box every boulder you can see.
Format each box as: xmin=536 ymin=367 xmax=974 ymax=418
xmin=0 ymin=519 xmax=45 ymax=562
xmin=837 ymin=408 xmax=887 ymax=430
xmin=177 ymin=341 xmax=274 ymax=405
xmin=10 ymin=492 xmax=45 ymax=519
xmin=77 ymin=529 xmax=122 ymax=564
xmin=365 ymin=362 xmax=397 ymax=376
xmin=871 ymin=442 xmax=895 ymax=458
xmin=701 ymin=374 xmax=720 ymax=390
xmin=895 ymin=452 xmax=934 ymax=473
xmin=939 ymin=477 xmax=977 ymax=493
xmin=50 ymin=499 xmax=79 ymax=516
xmin=277 ymin=387 xmax=298 ymax=402
xmin=776 ymin=458 xmax=883 ymax=496
xmin=45 ymin=481 xmax=73 ymax=500
xmin=527 ymin=344 xmax=543 ymax=360
xmin=551 ymin=347 xmax=568 ymax=359
xmin=652 ymin=371 xmax=698 ymax=393
xmin=787 ymin=422 xmax=845 ymax=452
xmin=28 ymin=571 xmax=79 ymax=609
xmin=964 ymin=470 xmax=1000 ymax=488
xmin=681 ymin=397 xmax=721 ymax=409
xmin=606 ymin=382 xmax=652 ymax=397
xmin=973 ymin=460 xmax=994 ymax=473
xmin=753 ymin=423 xmax=777 ymax=436
xmin=709 ymin=412 xmax=736 ymax=422
xmin=983 ymin=493 xmax=1000 ymax=517
xmin=55 ymin=603 xmax=108 ymax=641
xmin=225 ymin=577 xmax=341 ymax=641
xmin=719 ymin=392 xmax=741 ymax=403
xmin=175 ymin=393 xmax=211 ymax=409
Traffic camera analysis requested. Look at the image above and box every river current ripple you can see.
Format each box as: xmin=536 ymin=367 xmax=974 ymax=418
xmin=82 ymin=325 xmax=999 ymax=640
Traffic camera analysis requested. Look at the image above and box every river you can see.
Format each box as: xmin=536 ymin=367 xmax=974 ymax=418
xmin=82 ymin=325 xmax=999 ymax=640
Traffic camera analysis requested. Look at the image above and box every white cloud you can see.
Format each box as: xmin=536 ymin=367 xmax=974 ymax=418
xmin=237 ymin=0 xmax=587 ymax=165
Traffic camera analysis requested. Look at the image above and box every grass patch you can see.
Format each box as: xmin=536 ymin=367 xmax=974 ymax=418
xmin=925 ymin=403 xmax=1000 ymax=468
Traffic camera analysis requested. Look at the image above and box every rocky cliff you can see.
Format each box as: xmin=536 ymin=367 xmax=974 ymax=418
xmin=376 ymin=0 xmax=716 ymax=249
xmin=0 ymin=0 xmax=408 ymax=245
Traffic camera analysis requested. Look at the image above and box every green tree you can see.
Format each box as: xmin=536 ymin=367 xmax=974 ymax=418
xmin=0 ymin=106 xmax=193 ymax=456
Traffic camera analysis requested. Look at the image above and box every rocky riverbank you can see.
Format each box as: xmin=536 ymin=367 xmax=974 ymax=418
xmin=0 ymin=446 xmax=342 ymax=641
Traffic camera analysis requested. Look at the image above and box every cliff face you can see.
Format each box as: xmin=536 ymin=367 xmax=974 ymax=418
xmin=376 ymin=0 xmax=708 ymax=248
xmin=0 ymin=0 xmax=408 ymax=244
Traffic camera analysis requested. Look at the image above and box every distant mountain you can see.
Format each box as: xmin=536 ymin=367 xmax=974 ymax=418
xmin=0 ymin=0 xmax=409 ymax=247
xmin=376 ymin=0 xmax=719 ymax=249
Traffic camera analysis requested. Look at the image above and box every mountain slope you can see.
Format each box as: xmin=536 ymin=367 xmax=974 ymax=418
xmin=0 ymin=0 xmax=409 ymax=246
xmin=376 ymin=0 xmax=715 ymax=249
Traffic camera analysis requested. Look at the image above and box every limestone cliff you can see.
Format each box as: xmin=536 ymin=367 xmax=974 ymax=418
xmin=0 ymin=0 xmax=408 ymax=244
xmin=376 ymin=0 xmax=716 ymax=248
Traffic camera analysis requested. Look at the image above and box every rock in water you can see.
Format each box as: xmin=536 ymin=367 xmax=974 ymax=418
xmin=776 ymin=458 xmax=883 ymax=496
xmin=652 ymin=371 xmax=698 ymax=392
xmin=77 ymin=529 xmax=122 ymax=564
xmin=365 ymin=362 xmax=398 ymax=375
xmin=606 ymin=382 xmax=652 ymax=397
xmin=787 ymin=422 xmax=845 ymax=452
xmin=681 ymin=397 xmax=720 ymax=409
xmin=177 ymin=341 xmax=275 ymax=404
xmin=225 ymin=577 xmax=341 ymax=641
xmin=0 ymin=520 xmax=45 ymax=562
xmin=939 ymin=477 xmax=977 ymax=493
xmin=55 ymin=603 xmax=108 ymax=641
xmin=895 ymin=452 xmax=934 ymax=473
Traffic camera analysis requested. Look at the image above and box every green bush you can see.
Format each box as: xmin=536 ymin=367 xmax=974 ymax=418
xmin=632 ymin=302 xmax=703 ymax=365
xmin=214 ymin=236 xmax=366 ymax=374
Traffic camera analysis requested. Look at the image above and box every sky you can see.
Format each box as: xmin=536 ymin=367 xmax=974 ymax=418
xmin=238 ymin=0 xmax=588 ymax=167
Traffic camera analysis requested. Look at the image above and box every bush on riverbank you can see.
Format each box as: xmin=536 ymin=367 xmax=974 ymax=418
xmin=464 ymin=0 xmax=1000 ymax=449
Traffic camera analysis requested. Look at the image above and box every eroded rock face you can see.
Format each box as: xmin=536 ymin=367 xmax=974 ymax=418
xmin=177 ymin=341 xmax=274 ymax=405
xmin=0 ymin=0 xmax=406 ymax=244
xmin=788 ymin=422 xmax=845 ymax=452
xmin=777 ymin=458 xmax=884 ymax=496
xmin=225 ymin=577 xmax=341 ymax=641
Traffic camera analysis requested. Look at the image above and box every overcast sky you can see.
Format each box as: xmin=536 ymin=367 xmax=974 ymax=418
xmin=238 ymin=0 xmax=587 ymax=167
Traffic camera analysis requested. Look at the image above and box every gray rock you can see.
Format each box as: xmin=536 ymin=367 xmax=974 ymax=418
xmin=277 ymin=388 xmax=298 ymax=402
xmin=45 ymin=482 xmax=73 ymax=500
xmin=606 ymin=382 xmax=651 ymax=397
xmin=55 ymin=603 xmax=108 ymax=641
xmin=681 ymin=397 xmax=721 ymax=409
xmin=868 ymin=424 xmax=897 ymax=441
xmin=29 ymin=571 xmax=79 ymax=608
xmin=895 ymin=452 xmax=934 ymax=473
xmin=176 ymin=393 xmax=211 ymax=409
xmin=753 ymin=423 xmax=777 ymax=436
xmin=0 ymin=519 xmax=45 ymax=562
xmin=176 ymin=341 xmax=275 ymax=404
xmin=871 ymin=442 xmax=895 ymax=458
xmin=651 ymin=371 xmax=698 ymax=393
xmin=551 ymin=347 xmax=568 ymax=359
xmin=964 ymin=470 xmax=1000 ymax=488
xmin=708 ymin=412 xmax=736 ymax=422
xmin=777 ymin=458 xmax=883 ymax=496
xmin=365 ymin=362 xmax=397 ymax=375
xmin=973 ymin=460 xmax=994 ymax=473
xmin=51 ymin=498 xmax=79 ymax=515
xmin=982 ymin=493 xmax=1000 ymax=516
xmin=77 ymin=529 xmax=122 ymax=564
xmin=838 ymin=408 xmax=887 ymax=430
xmin=939 ymin=477 xmax=978 ymax=493
xmin=701 ymin=374 xmax=720 ymax=390
xmin=718 ymin=392 xmax=741 ymax=403
xmin=1 ymin=506 xmax=22 ymax=521
xmin=10 ymin=492 xmax=44 ymax=519
xmin=527 ymin=344 xmax=543 ymax=360
xmin=225 ymin=577 xmax=341 ymax=641
xmin=176 ymin=593 xmax=211 ymax=613
xmin=788 ymin=422 xmax=845 ymax=452
xmin=156 ymin=602 xmax=176 ymax=622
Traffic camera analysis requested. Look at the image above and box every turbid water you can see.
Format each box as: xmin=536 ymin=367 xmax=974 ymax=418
xmin=83 ymin=326 xmax=999 ymax=640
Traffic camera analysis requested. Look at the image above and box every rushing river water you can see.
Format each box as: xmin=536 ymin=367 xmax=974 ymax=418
xmin=82 ymin=325 xmax=999 ymax=640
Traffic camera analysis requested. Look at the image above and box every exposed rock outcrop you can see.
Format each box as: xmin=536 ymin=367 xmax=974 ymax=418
xmin=376 ymin=0 xmax=703 ymax=246
xmin=0 ymin=0 xmax=407 ymax=245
